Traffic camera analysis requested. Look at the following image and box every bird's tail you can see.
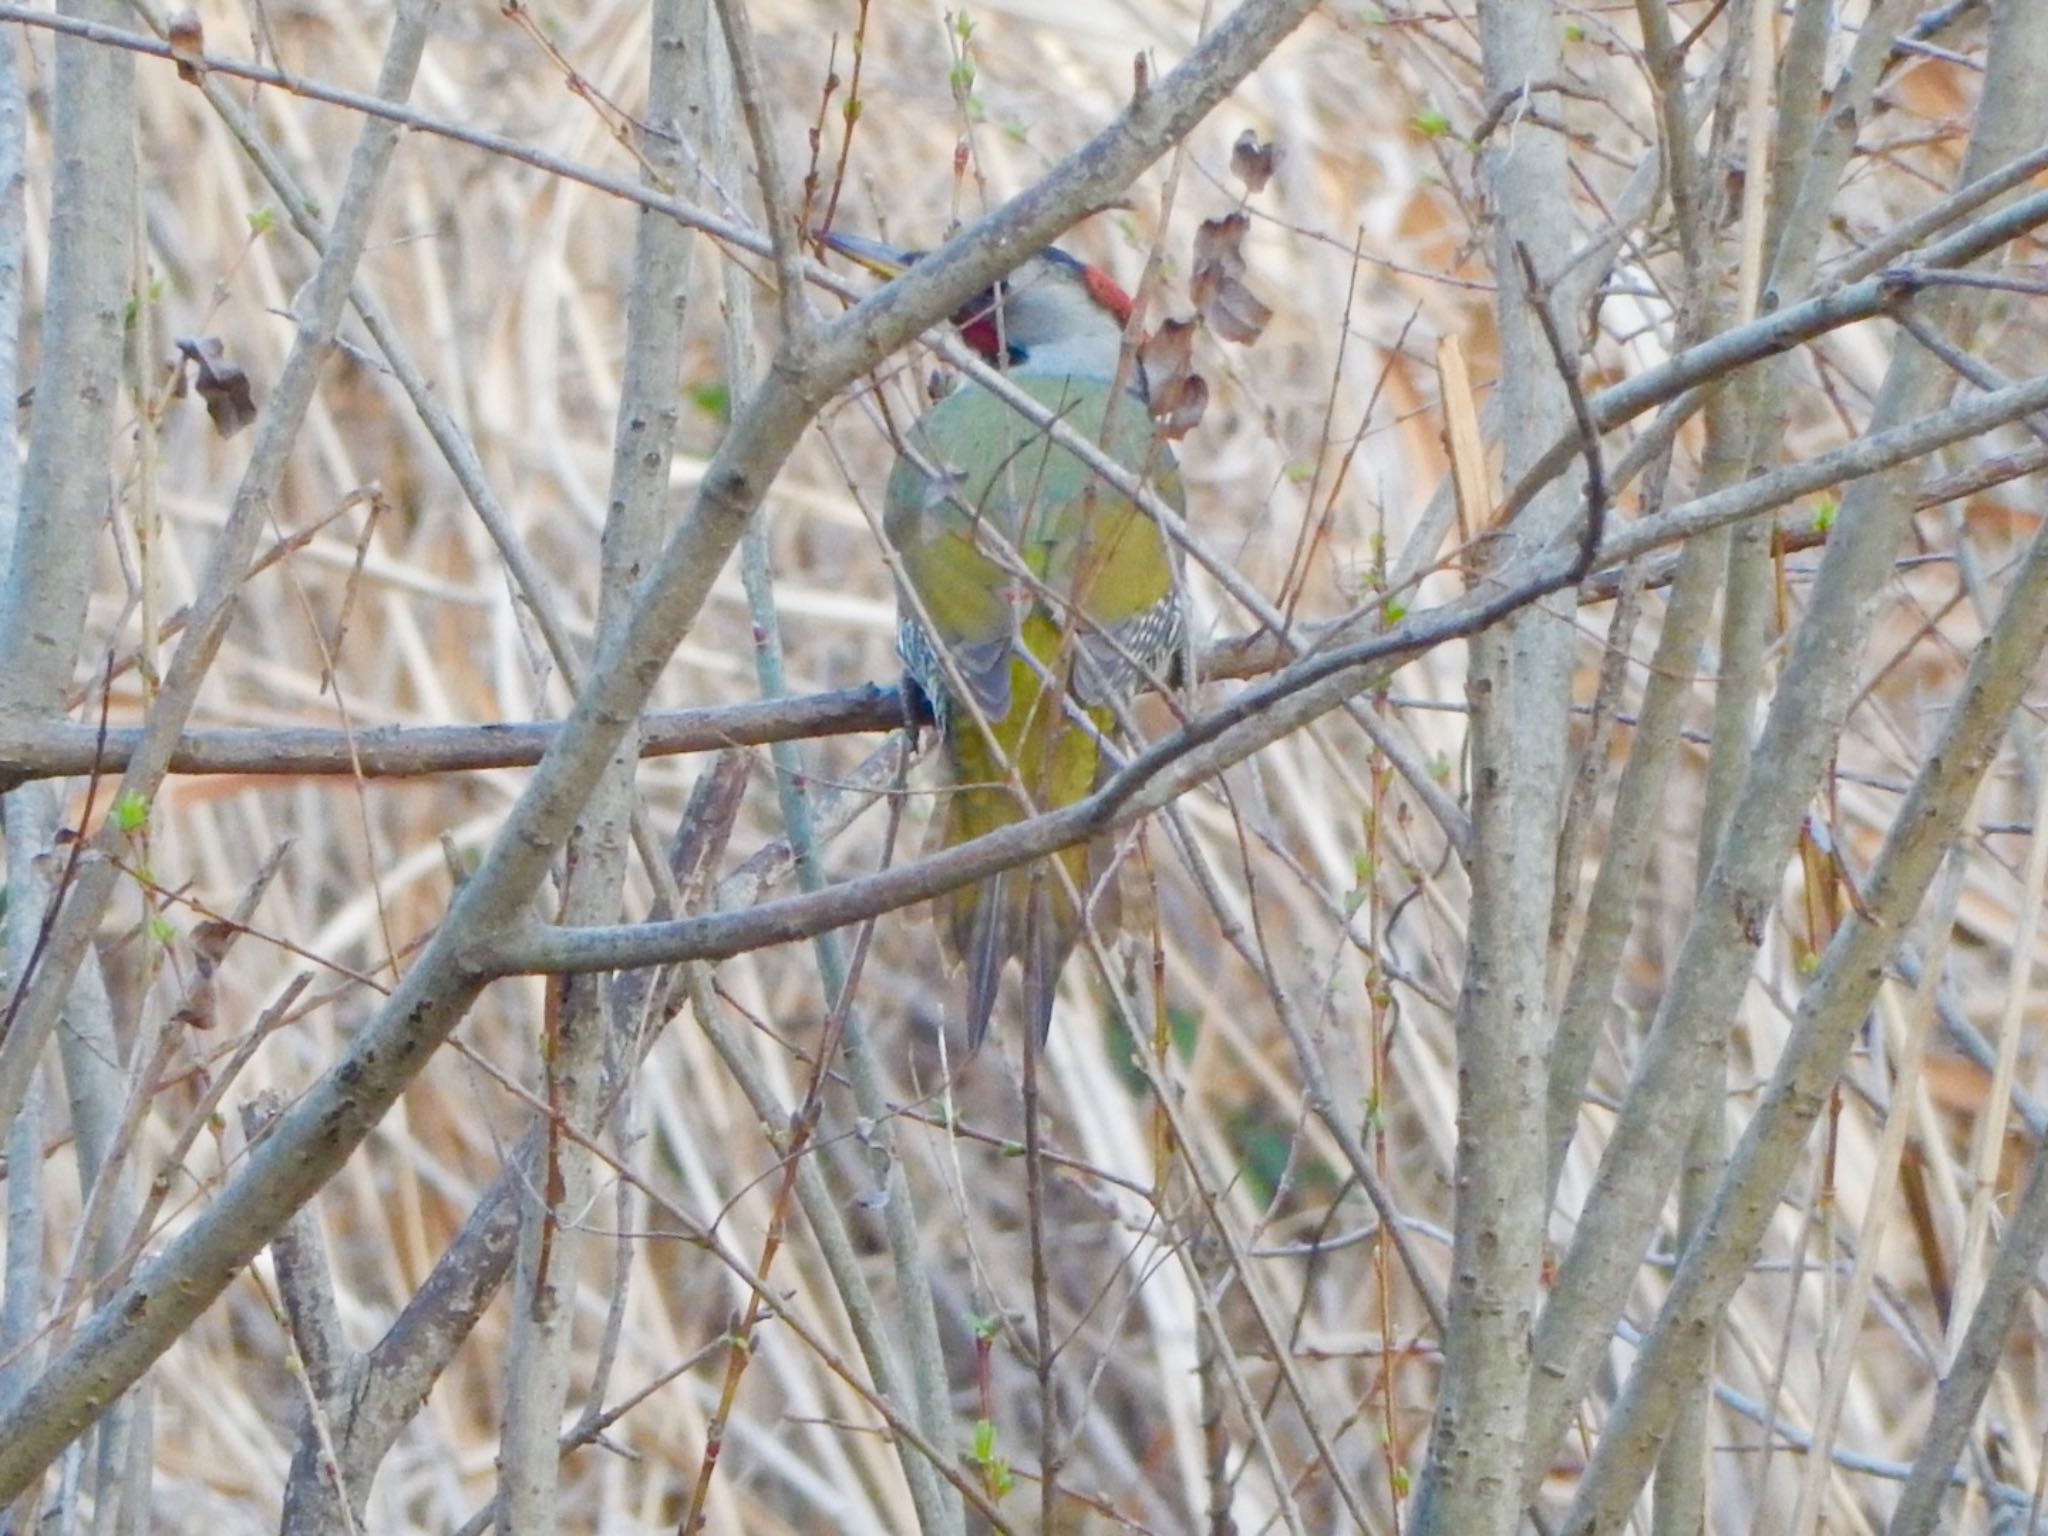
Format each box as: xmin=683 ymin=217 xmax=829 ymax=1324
xmin=937 ymin=693 xmax=1118 ymax=1049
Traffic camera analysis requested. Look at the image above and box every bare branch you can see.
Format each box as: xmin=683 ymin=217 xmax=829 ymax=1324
xmin=0 ymin=0 xmax=1326 ymax=1495
xmin=491 ymin=0 xmax=694 ymax=1524
xmin=1547 ymin=9 xmax=2048 ymax=1519
xmin=1561 ymin=439 xmax=2048 ymax=1527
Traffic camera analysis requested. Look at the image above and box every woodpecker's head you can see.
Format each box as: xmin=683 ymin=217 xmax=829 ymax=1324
xmin=824 ymin=230 xmax=1133 ymax=376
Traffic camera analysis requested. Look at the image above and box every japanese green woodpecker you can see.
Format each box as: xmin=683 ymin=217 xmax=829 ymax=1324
xmin=827 ymin=231 xmax=1187 ymax=1048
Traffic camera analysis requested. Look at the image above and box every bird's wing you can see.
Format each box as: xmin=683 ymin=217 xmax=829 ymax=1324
xmin=885 ymin=400 xmax=1023 ymax=721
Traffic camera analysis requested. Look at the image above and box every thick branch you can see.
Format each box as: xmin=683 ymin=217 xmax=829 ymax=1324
xmin=1559 ymin=413 xmax=2048 ymax=1531
xmin=1412 ymin=4 xmax=1578 ymax=1527
xmin=0 ymin=687 xmax=905 ymax=783
xmin=0 ymin=0 xmax=436 ymax=1217
xmin=0 ymin=0 xmax=1327 ymax=1498
xmin=1537 ymin=1 xmax=2048 ymax=1513
xmin=491 ymin=0 xmax=695 ymax=1525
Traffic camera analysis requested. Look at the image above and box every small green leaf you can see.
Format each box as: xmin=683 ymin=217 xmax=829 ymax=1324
xmin=147 ymin=914 xmax=176 ymax=947
xmin=1380 ymin=598 xmax=1407 ymax=625
xmin=113 ymin=790 xmax=150 ymax=834
xmin=1811 ymin=495 xmax=1838 ymax=533
xmin=1411 ymin=106 xmax=1451 ymax=138
xmin=971 ymin=1417 xmax=996 ymax=1461
xmin=246 ymin=205 xmax=276 ymax=237
xmin=1563 ymin=21 xmax=1584 ymax=41
xmin=688 ymin=380 xmax=732 ymax=423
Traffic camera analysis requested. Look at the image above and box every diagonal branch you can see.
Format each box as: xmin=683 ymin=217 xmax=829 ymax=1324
xmin=1557 ymin=397 xmax=2048 ymax=1530
xmin=483 ymin=348 xmax=2048 ymax=982
xmin=0 ymin=0 xmax=438 ymax=1229
xmin=0 ymin=0 xmax=1328 ymax=1499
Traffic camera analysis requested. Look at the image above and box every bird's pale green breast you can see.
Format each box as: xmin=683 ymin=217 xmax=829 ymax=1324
xmin=880 ymin=376 xmax=1187 ymax=737
xmin=884 ymin=373 xmax=1183 ymax=669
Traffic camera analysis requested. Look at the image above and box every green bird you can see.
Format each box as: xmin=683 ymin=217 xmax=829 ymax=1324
xmin=827 ymin=231 xmax=1187 ymax=1047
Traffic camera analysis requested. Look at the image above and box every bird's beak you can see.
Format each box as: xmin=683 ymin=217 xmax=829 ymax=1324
xmin=817 ymin=228 xmax=923 ymax=280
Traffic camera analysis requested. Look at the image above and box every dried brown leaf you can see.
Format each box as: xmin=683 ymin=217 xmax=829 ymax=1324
xmin=1202 ymin=282 xmax=1272 ymax=346
xmin=1138 ymin=317 xmax=1208 ymax=438
xmin=1155 ymin=372 xmax=1208 ymax=439
xmin=171 ymin=973 xmax=216 ymax=1031
xmin=167 ymin=9 xmax=205 ymax=84
xmin=1139 ymin=316 xmax=1196 ymax=390
xmin=1230 ymin=129 xmax=1276 ymax=194
xmin=174 ymin=336 xmax=258 ymax=437
xmin=1191 ymin=212 xmax=1272 ymax=346
xmin=191 ymin=917 xmax=237 ymax=968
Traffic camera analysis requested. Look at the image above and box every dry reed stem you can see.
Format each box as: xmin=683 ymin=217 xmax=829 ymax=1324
xmin=0 ymin=1 xmax=2045 ymax=1532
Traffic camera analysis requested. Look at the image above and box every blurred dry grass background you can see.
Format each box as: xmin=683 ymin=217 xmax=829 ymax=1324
xmin=8 ymin=0 xmax=2047 ymax=1530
